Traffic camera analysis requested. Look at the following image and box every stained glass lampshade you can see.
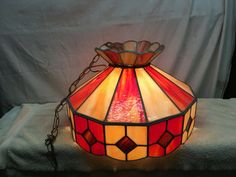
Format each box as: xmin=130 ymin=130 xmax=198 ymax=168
xmin=66 ymin=40 xmax=197 ymax=161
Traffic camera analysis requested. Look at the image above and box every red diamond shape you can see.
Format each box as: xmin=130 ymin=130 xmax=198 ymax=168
xmin=116 ymin=136 xmax=137 ymax=154
xmin=83 ymin=129 xmax=96 ymax=146
xmin=158 ymin=132 xmax=173 ymax=147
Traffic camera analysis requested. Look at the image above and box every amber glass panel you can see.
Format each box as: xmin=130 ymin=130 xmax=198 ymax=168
xmin=188 ymin=119 xmax=195 ymax=136
xmin=78 ymin=68 xmax=122 ymax=120
xmin=107 ymin=69 xmax=145 ymax=123
xmin=182 ymin=131 xmax=188 ymax=143
xmin=70 ymin=67 xmax=114 ymax=110
xmin=183 ymin=110 xmax=191 ymax=130
xmin=150 ymin=65 xmax=194 ymax=96
xmin=127 ymin=126 xmax=147 ymax=145
xmin=120 ymin=52 xmax=137 ymax=66
xmin=105 ymin=125 xmax=125 ymax=144
xmin=106 ymin=145 xmax=125 ymax=160
xmin=146 ymin=66 xmax=194 ymax=111
xmin=127 ymin=146 xmax=147 ymax=160
xmin=67 ymin=106 xmax=74 ymax=129
xmin=123 ymin=41 xmax=137 ymax=51
xmin=135 ymin=68 xmax=180 ymax=121
xmin=191 ymin=102 xmax=197 ymax=118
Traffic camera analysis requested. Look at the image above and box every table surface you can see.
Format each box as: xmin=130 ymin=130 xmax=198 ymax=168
xmin=0 ymin=98 xmax=236 ymax=172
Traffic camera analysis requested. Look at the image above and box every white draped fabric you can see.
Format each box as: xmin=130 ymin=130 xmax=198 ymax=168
xmin=0 ymin=0 xmax=235 ymax=114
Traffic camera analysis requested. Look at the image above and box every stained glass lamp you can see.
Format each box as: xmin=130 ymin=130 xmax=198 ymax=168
xmin=66 ymin=40 xmax=197 ymax=161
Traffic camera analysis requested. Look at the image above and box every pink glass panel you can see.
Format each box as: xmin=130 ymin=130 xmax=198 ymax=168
xmin=91 ymin=142 xmax=105 ymax=155
xmin=76 ymin=134 xmax=90 ymax=152
xmin=137 ymin=41 xmax=151 ymax=52
xmin=74 ymin=115 xmax=87 ymax=134
xmin=107 ymin=68 xmax=145 ymax=123
xmin=69 ymin=67 xmax=113 ymax=110
xmin=167 ymin=116 xmax=183 ymax=135
xmin=145 ymin=66 xmax=194 ymax=110
xmin=103 ymin=50 xmax=123 ymax=65
xmin=149 ymin=144 xmax=164 ymax=157
xmin=149 ymin=121 xmax=166 ymax=144
xmin=88 ymin=120 xmax=104 ymax=142
xmin=166 ymin=135 xmax=181 ymax=154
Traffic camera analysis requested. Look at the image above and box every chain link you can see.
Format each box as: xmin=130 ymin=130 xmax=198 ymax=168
xmin=45 ymin=54 xmax=106 ymax=171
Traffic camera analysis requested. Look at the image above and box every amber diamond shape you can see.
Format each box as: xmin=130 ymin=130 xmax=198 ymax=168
xmin=83 ymin=129 xmax=96 ymax=145
xmin=116 ymin=136 xmax=137 ymax=154
xmin=158 ymin=132 xmax=173 ymax=147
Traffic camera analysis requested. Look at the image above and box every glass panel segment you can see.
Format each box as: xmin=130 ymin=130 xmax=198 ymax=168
xmin=135 ymin=53 xmax=154 ymax=66
xmin=145 ymin=66 xmax=194 ymax=111
xmin=103 ymin=50 xmax=123 ymax=65
xmin=167 ymin=116 xmax=183 ymax=135
xmin=120 ymin=52 xmax=137 ymax=66
xmin=106 ymin=145 xmax=125 ymax=160
xmin=166 ymin=135 xmax=181 ymax=154
xmin=105 ymin=125 xmax=125 ymax=144
xmin=88 ymin=120 xmax=104 ymax=142
xmin=127 ymin=146 xmax=147 ymax=160
xmin=107 ymin=69 xmax=145 ymax=123
xmin=191 ymin=102 xmax=197 ymax=118
xmin=78 ymin=68 xmax=122 ymax=120
xmin=149 ymin=144 xmax=164 ymax=157
xmin=74 ymin=115 xmax=87 ymax=134
xmin=127 ymin=126 xmax=147 ymax=145
xmin=135 ymin=68 xmax=180 ymax=121
xmin=76 ymin=134 xmax=90 ymax=152
xmin=150 ymin=65 xmax=194 ymax=96
xmin=69 ymin=67 xmax=114 ymax=110
xmin=91 ymin=142 xmax=105 ymax=155
xmin=149 ymin=121 xmax=166 ymax=144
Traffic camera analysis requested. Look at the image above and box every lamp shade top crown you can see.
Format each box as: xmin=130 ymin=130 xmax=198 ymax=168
xmin=95 ymin=40 xmax=165 ymax=67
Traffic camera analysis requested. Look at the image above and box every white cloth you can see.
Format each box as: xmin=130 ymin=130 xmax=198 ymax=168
xmin=0 ymin=0 xmax=235 ymax=114
xmin=0 ymin=99 xmax=236 ymax=172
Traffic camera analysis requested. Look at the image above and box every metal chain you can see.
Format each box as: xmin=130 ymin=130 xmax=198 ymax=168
xmin=45 ymin=54 xmax=106 ymax=171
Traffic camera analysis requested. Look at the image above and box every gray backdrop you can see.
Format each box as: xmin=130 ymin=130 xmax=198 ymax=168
xmin=0 ymin=0 xmax=235 ymax=115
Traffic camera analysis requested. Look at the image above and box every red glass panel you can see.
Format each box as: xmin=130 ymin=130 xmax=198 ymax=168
xmin=74 ymin=115 xmax=87 ymax=134
xmin=107 ymin=68 xmax=146 ymax=123
xmin=166 ymin=135 xmax=181 ymax=154
xmin=149 ymin=121 xmax=166 ymax=144
xmin=91 ymin=142 xmax=105 ymax=155
xmin=145 ymin=66 xmax=194 ymax=110
xmin=88 ymin=120 xmax=104 ymax=142
xmin=135 ymin=53 xmax=154 ymax=66
xmin=69 ymin=67 xmax=113 ymax=110
xmin=76 ymin=134 xmax=90 ymax=152
xmin=167 ymin=116 xmax=183 ymax=135
xmin=149 ymin=144 xmax=164 ymax=157
xmin=103 ymin=50 xmax=123 ymax=65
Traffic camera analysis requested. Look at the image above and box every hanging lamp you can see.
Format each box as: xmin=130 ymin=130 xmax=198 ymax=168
xmin=66 ymin=40 xmax=197 ymax=161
